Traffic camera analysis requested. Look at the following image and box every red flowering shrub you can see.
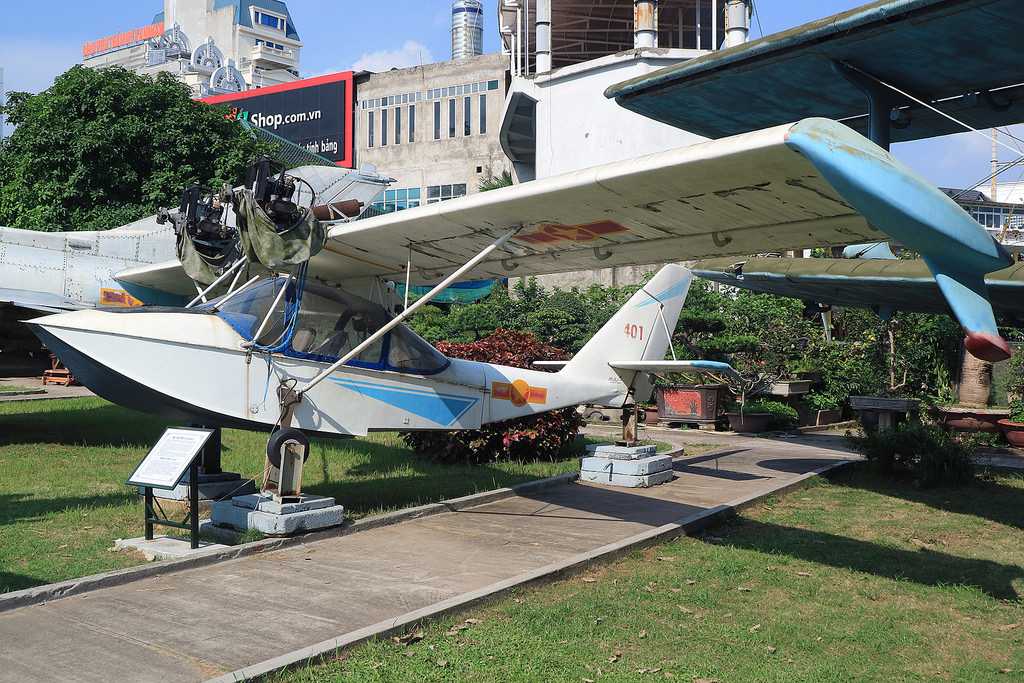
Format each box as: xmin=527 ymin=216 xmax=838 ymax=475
xmin=402 ymin=329 xmax=585 ymax=464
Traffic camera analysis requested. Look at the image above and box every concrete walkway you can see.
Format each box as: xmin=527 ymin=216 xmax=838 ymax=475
xmin=0 ymin=433 xmax=855 ymax=683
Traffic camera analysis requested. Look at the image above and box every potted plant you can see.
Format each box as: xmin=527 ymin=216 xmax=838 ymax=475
xmin=726 ymin=398 xmax=799 ymax=433
xmin=800 ymin=392 xmax=843 ymax=427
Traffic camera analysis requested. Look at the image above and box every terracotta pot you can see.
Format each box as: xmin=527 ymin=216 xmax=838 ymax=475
xmin=932 ymin=406 xmax=1009 ymax=433
xmin=726 ymin=412 xmax=772 ymax=433
xmin=997 ymin=419 xmax=1024 ymax=447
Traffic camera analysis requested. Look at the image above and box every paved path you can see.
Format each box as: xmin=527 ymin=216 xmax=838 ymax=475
xmin=0 ymin=433 xmax=854 ymax=682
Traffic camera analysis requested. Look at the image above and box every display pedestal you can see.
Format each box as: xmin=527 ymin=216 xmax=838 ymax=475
xmin=579 ymin=444 xmax=675 ymax=488
xmin=211 ymin=493 xmax=345 ymax=536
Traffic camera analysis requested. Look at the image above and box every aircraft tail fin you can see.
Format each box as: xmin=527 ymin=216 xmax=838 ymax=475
xmin=560 ymin=264 xmax=692 ymax=388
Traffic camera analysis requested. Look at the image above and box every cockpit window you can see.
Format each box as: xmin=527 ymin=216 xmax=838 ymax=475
xmin=208 ymin=278 xmax=448 ymax=375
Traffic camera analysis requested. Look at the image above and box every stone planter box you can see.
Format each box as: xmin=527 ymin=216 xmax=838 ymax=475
xmin=998 ymin=419 xmax=1024 ymax=447
xmin=768 ymin=380 xmax=813 ymax=397
xmin=932 ymin=405 xmax=1009 ymax=433
xmin=725 ymin=412 xmax=772 ymax=433
xmin=656 ymin=384 xmax=727 ymax=427
xmin=849 ymin=396 xmax=920 ymax=432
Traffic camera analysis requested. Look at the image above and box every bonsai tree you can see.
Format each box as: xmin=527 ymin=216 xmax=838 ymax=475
xmin=1006 ymin=351 xmax=1024 ymax=424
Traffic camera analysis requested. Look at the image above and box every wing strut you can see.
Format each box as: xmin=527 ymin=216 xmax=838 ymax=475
xmin=298 ymin=228 xmax=518 ymax=397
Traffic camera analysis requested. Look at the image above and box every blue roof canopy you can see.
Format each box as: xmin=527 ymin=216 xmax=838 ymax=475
xmin=607 ymin=0 xmax=1024 ymax=143
xmin=154 ymin=1 xmax=300 ymax=41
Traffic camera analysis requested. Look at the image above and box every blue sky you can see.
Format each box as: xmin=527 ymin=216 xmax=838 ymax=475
xmin=1 ymin=1 xmax=1020 ymax=191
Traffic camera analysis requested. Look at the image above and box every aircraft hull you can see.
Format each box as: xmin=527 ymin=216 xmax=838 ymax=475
xmin=28 ymin=310 xmax=608 ymax=437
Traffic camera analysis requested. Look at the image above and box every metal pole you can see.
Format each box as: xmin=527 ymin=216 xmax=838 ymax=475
xmin=301 ymin=229 xmax=518 ymax=395
xmin=144 ymin=487 xmax=154 ymax=541
xmin=212 ymin=275 xmax=260 ymax=311
xmin=695 ymin=0 xmax=701 ymax=50
xmin=189 ymin=460 xmax=200 ymax=549
xmin=186 ymin=258 xmax=246 ymax=308
xmin=403 ymin=246 xmax=412 ymax=311
xmin=243 ymin=274 xmax=292 ymax=348
xmin=712 ymin=0 xmax=718 ymax=49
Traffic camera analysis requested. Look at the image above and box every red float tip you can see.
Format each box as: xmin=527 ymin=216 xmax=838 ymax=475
xmin=964 ymin=332 xmax=1012 ymax=363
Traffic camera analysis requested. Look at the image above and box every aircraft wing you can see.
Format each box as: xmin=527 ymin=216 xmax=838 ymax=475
xmin=0 ymin=288 xmax=90 ymax=314
xmin=321 ymin=117 xmax=1011 ymax=360
xmin=693 ymin=257 xmax=1024 ymax=318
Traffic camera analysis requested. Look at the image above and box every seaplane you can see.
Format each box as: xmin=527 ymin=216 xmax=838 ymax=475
xmin=27 ymin=116 xmax=1013 ymax=461
xmin=27 ymin=0 xmax=1024 ymax=462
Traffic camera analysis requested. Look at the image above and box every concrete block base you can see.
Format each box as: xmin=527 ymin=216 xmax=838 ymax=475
xmin=115 ymin=535 xmax=230 ymax=561
xmin=579 ymin=469 xmax=674 ymax=488
xmin=211 ymin=494 xmax=345 ymax=536
xmin=581 ymin=454 xmax=673 ymax=476
xmin=585 ymin=444 xmax=657 ymax=460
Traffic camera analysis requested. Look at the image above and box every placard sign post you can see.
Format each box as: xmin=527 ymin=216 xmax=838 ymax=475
xmin=127 ymin=427 xmax=215 ymax=549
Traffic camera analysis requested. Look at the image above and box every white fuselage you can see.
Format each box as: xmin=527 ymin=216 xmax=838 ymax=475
xmin=31 ymin=309 xmax=621 ymax=436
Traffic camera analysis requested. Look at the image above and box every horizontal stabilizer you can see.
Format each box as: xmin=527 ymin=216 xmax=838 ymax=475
xmin=609 ymin=360 xmax=741 ymax=382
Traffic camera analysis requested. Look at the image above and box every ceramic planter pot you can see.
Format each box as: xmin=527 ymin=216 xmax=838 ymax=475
xmin=997 ymin=419 xmax=1024 ymax=447
xmin=726 ymin=412 xmax=771 ymax=433
xmin=933 ymin=406 xmax=1009 ymax=433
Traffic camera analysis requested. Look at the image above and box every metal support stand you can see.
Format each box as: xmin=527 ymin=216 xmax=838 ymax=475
xmin=197 ymin=426 xmax=222 ymax=475
xmin=144 ymin=459 xmax=201 ymax=549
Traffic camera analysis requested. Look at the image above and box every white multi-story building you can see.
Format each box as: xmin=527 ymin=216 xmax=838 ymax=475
xmin=82 ymin=0 xmax=302 ymax=98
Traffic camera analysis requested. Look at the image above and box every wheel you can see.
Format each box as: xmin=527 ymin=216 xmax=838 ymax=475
xmin=266 ymin=427 xmax=310 ymax=469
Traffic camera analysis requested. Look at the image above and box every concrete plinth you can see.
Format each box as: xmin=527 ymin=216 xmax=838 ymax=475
xmin=579 ymin=468 xmax=674 ymax=488
xmin=581 ymin=446 xmax=674 ymax=488
xmin=581 ymin=454 xmax=672 ymax=476
xmin=585 ymin=444 xmax=657 ymax=460
xmin=211 ymin=493 xmax=345 ymax=536
xmin=115 ymin=535 xmax=230 ymax=561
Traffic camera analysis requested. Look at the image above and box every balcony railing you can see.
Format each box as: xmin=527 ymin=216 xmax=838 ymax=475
xmin=251 ymin=43 xmax=297 ymax=68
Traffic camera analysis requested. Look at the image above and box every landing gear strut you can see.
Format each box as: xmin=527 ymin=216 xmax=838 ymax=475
xmin=264 ymin=427 xmax=310 ymax=503
xmin=619 ymin=404 xmax=641 ymax=447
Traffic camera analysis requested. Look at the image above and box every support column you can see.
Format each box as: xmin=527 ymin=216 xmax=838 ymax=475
xmin=634 ymin=0 xmax=659 ymax=49
xmin=535 ymin=0 xmax=551 ymax=73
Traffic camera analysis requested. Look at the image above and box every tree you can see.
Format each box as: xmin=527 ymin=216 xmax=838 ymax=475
xmin=0 ymin=65 xmax=270 ymax=232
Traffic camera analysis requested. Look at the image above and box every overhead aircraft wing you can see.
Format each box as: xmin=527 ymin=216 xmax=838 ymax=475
xmin=320 ymin=117 xmax=1011 ymax=360
xmin=0 ymin=288 xmax=90 ymax=314
xmin=606 ymin=0 xmax=1024 ymax=144
xmin=693 ymin=257 xmax=1024 ymax=318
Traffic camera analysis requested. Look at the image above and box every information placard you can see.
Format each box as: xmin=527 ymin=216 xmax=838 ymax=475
xmin=127 ymin=427 xmax=214 ymax=490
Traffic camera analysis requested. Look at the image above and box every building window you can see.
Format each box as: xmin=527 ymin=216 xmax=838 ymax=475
xmin=381 ymin=108 xmax=388 ymax=146
xmin=255 ymin=10 xmax=285 ymax=31
xmin=448 ymin=99 xmax=456 ymax=138
xmin=368 ymin=111 xmax=374 ymax=148
xmin=487 ymin=80 xmax=499 ymax=91
xmin=394 ymin=107 xmax=402 ymax=146
xmin=433 ymin=101 xmax=441 ymax=140
xmin=464 ymin=96 xmax=472 ymax=136
xmin=370 ymin=187 xmax=422 ymax=214
xmin=479 ymin=94 xmax=487 ymax=135
xmin=426 ymin=184 xmax=468 ymax=205
xmin=409 ymin=104 xmax=416 ymax=143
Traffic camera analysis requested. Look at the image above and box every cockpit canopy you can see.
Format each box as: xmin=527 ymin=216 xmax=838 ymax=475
xmin=202 ymin=278 xmax=449 ymax=375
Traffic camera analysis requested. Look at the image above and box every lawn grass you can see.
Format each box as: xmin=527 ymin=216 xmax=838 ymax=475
xmin=276 ymin=466 xmax=1024 ymax=682
xmin=0 ymin=397 xmax=611 ymax=593
xmin=0 ymin=384 xmax=38 ymax=394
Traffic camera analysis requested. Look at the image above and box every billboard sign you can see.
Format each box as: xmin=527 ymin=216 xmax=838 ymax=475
xmin=202 ymin=72 xmax=354 ymax=168
xmin=83 ymin=22 xmax=165 ymax=58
